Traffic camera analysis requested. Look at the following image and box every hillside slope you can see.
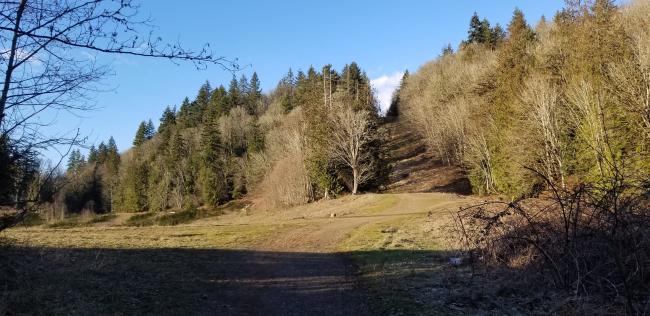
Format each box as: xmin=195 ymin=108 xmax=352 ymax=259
xmin=384 ymin=119 xmax=471 ymax=195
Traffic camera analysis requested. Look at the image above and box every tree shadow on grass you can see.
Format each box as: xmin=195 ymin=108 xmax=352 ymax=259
xmin=0 ymin=246 xmax=536 ymax=315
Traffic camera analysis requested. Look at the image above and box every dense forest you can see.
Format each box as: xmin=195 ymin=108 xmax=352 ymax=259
xmin=395 ymin=1 xmax=650 ymax=197
xmin=22 ymin=63 xmax=389 ymax=218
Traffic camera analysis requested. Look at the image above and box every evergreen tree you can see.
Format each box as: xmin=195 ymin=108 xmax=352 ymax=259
xmin=238 ymin=75 xmax=249 ymax=98
xmin=198 ymin=120 xmax=227 ymax=206
xmin=227 ymin=76 xmax=241 ymax=110
xmin=468 ymin=12 xmax=484 ymax=44
xmin=487 ymin=8 xmax=537 ymax=194
xmin=158 ymin=106 xmax=176 ymax=133
xmin=277 ymin=68 xmax=295 ymax=113
xmin=195 ymin=81 xmax=211 ymax=113
xmin=176 ymin=97 xmax=193 ymax=128
xmin=87 ymin=145 xmax=98 ymax=164
xmin=133 ymin=121 xmax=147 ymax=146
xmin=106 ymin=137 xmax=120 ymax=176
xmin=145 ymin=119 xmax=155 ymax=140
xmin=340 ymin=62 xmax=373 ymax=112
xmin=480 ymin=19 xmax=493 ymax=45
xmin=387 ymin=71 xmax=409 ymax=117
xmin=67 ymin=149 xmax=84 ymax=173
xmin=246 ymin=72 xmax=262 ymax=115
xmin=491 ymin=23 xmax=506 ymax=47
xmin=97 ymin=142 xmax=108 ymax=163
xmin=208 ymin=85 xmax=228 ymax=118
xmin=441 ymin=44 xmax=454 ymax=56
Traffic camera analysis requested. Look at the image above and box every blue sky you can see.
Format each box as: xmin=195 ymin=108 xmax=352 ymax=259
xmin=44 ymin=0 xmax=566 ymax=162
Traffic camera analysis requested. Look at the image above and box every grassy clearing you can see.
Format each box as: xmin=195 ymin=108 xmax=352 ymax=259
xmin=354 ymin=194 xmax=399 ymax=215
xmin=125 ymin=201 xmax=249 ymax=227
xmin=46 ymin=213 xmax=117 ymax=228
xmin=5 ymin=222 xmax=301 ymax=249
xmin=339 ymin=212 xmax=472 ymax=315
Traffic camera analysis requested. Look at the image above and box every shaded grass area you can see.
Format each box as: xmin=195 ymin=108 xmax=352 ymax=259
xmin=338 ymin=213 xmax=552 ymax=315
xmin=0 ymin=242 xmax=540 ymax=316
xmin=0 ymin=245 xmax=373 ymax=315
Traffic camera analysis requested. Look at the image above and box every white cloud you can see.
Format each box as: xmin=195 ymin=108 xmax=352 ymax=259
xmin=371 ymin=71 xmax=403 ymax=115
xmin=1 ymin=48 xmax=42 ymax=67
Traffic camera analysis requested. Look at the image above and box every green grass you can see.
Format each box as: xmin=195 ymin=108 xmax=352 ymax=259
xmin=338 ymin=214 xmax=458 ymax=315
xmin=89 ymin=213 xmax=117 ymax=224
xmin=46 ymin=213 xmax=118 ymax=228
xmin=356 ymin=194 xmax=398 ymax=215
xmin=124 ymin=212 xmax=156 ymax=226
xmin=124 ymin=201 xmax=247 ymax=227
xmin=21 ymin=212 xmax=44 ymax=227
xmin=156 ymin=208 xmax=202 ymax=226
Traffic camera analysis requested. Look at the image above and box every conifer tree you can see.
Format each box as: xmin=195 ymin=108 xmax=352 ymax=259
xmin=158 ymin=106 xmax=176 ymax=134
xmin=238 ymin=75 xmax=249 ymax=98
xmin=227 ymin=76 xmax=241 ymax=111
xmin=277 ymin=69 xmax=295 ymax=113
xmin=491 ymin=23 xmax=506 ymax=47
xmin=468 ymin=12 xmax=484 ymax=44
xmin=145 ymin=119 xmax=156 ymax=140
xmin=176 ymin=97 xmax=192 ymax=128
xmin=88 ymin=145 xmax=98 ymax=164
xmin=133 ymin=121 xmax=147 ymax=146
xmin=247 ymin=72 xmax=262 ymax=115
xmin=67 ymin=149 xmax=85 ymax=173
xmin=98 ymin=142 xmax=108 ymax=163
xmin=480 ymin=18 xmax=493 ymax=45
xmin=195 ymin=81 xmax=212 ymax=114
xmin=208 ymin=85 xmax=228 ymax=118
xmin=487 ymin=8 xmax=537 ymax=194
xmin=106 ymin=137 xmax=120 ymax=176
xmin=387 ymin=71 xmax=409 ymax=117
xmin=198 ymin=120 xmax=226 ymax=206
xmin=441 ymin=44 xmax=454 ymax=56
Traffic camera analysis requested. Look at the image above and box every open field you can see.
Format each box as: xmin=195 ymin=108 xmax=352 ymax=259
xmin=1 ymin=193 xmax=485 ymax=315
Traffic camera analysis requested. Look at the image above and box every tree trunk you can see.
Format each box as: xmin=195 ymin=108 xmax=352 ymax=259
xmin=0 ymin=0 xmax=27 ymax=123
xmin=352 ymin=167 xmax=358 ymax=195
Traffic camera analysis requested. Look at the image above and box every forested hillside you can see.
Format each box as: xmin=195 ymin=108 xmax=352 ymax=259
xmin=396 ymin=1 xmax=650 ymax=197
xmin=393 ymin=1 xmax=650 ymax=311
xmin=36 ymin=63 xmax=389 ymax=217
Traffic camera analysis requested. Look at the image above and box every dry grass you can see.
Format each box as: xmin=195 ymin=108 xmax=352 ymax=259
xmin=4 ymin=222 xmax=299 ymax=250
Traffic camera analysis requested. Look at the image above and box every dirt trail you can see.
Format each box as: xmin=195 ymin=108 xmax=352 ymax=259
xmin=231 ymin=193 xmax=469 ymax=315
xmin=219 ymin=119 xmax=475 ymax=315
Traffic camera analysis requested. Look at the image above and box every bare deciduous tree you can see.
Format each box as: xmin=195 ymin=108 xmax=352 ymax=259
xmin=521 ymin=76 xmax=566 ymax=188
xmin=327 ymin=100 xmax=373 ymax=195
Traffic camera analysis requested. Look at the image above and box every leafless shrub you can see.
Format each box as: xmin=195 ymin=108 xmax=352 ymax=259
xmin=456 ymin=168 xmax=650 ymax=314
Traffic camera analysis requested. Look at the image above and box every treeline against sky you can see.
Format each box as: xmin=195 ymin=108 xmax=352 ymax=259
xmin=44 ymin=63 xmax=388 ymax=215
